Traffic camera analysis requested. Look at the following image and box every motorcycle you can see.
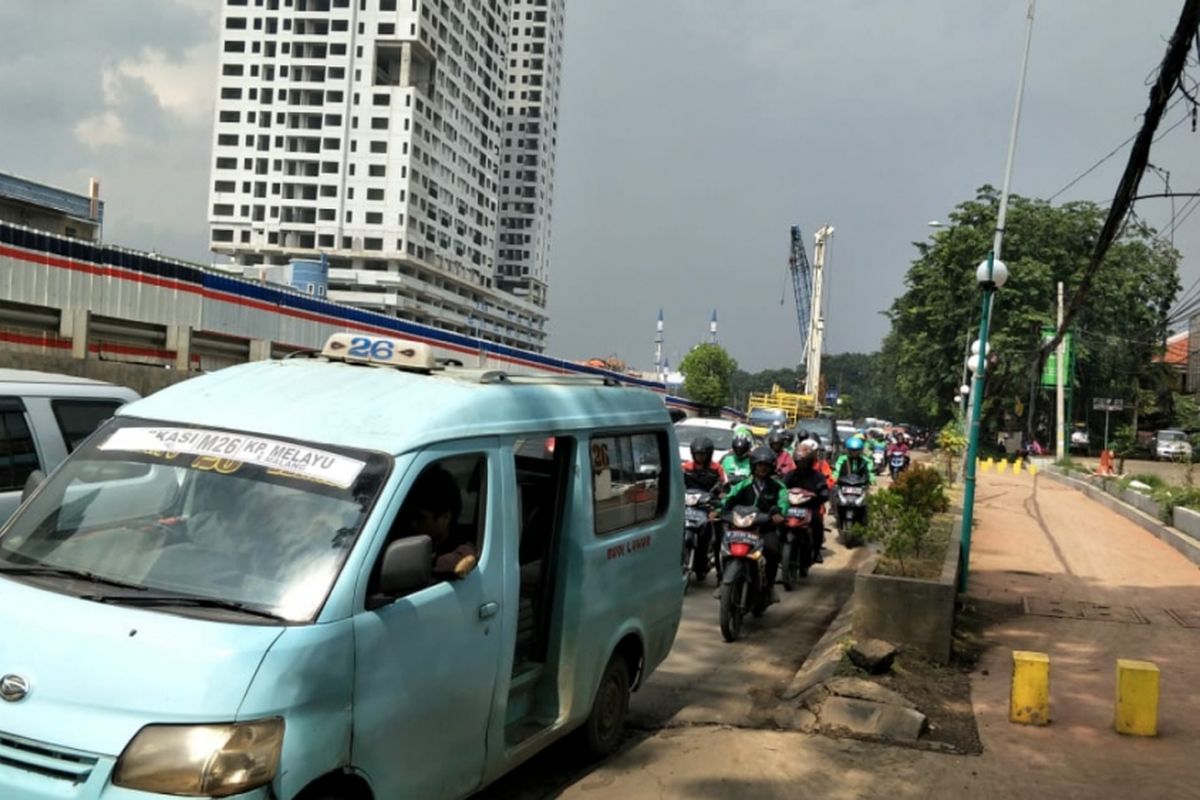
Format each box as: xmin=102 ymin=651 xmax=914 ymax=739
xmin=871 ymin=447 xmax=886 ymax=475
xmin=888 ymin=450 xmax=910 ymax=480
xmin=835 ymin=473 xmax=869 ymax=548
xmin=682 ymin=488 xmax=717 ymax=583
xmin=717 ymin=505 xmax=771 ymax=643
xmin=780 ymin=487 xmax=817 ymax=591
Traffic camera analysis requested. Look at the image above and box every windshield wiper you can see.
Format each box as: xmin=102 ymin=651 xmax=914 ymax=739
xmin=83 ymin=593 xmax=290 ymax=623
xmin=0 ymin=564 xmax=148 ymax=592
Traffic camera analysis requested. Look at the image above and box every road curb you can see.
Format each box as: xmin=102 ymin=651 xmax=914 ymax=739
xmin=782 ymin=587 xmax=857 ymax=700
xmin=1041 ymin=469 xmax=1200 ymax=566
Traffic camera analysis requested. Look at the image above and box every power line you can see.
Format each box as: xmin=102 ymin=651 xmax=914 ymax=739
xmin=1047 ymin=96 xmax=1188 ymax=202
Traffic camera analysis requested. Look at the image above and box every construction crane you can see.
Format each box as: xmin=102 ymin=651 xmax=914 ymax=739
xmin=787 ymin=224 xmax=835 ymax=400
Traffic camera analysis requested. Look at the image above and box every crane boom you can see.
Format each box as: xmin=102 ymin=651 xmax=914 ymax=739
xmin=788 ymin=225 xmax=814 ymax=358
xmin=805 ymin=225 xmax=834 ymax=398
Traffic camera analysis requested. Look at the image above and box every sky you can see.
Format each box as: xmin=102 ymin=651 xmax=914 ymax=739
xmin=2 ymin=1 xmax=1198 ymax=372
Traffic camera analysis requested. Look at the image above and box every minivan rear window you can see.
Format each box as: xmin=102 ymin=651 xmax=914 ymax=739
xmin=590 ymin=432 xmax=668 ymax=534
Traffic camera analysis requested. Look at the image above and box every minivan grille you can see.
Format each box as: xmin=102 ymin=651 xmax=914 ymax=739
xmin=0 ymin=732 xmax=97 ymax=784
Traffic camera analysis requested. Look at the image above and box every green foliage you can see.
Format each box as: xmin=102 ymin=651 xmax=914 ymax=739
xmin=864 ymin=490 xmax=930 ymax=576
xmin=891 ymin=466 xmax=949 ymax=517
xmin=1148 ymin=485 xmax=1200 ymax=522
xmin=1124 ymin=473 xmax=1166 ymax=490
xmin=678 ymin=343 xmax=738 ymax=410
xmin=880 ymin=186 xmax=1180 ymax=431
xmin=937 ymin=419 xmax=967 ymax=482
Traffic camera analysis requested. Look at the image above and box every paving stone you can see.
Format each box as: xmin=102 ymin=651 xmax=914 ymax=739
xmin=847 ymin=638 xmax=897 ymax=674
xmin=818 ymin=696 xmax=926 ymax=742
xmin=824 ymin=677 xmax=917 ymax=709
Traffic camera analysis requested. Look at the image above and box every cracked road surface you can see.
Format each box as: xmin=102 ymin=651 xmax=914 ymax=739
xmin=479 ymin=534 xmax=866 ymax=799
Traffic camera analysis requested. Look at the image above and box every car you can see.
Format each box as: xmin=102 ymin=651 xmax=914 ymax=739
xmin=1069 ymin=428 xmax=1090 ymax=453
xmin=1155 ymin=429 xmax=1192 ymax=461
xmin=674 ymin=416 xmax=738 ymax=464
xmin=0 ymin=333 xmax=685 ymax=800
xmin=0 ymin=368 xmax=140 ymax=523
xmin=795 ymin=417 xmax=841 ymax=457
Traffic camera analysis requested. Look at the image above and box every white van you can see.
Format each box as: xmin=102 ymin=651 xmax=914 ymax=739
xmin=0 ymin=369 xmax=139 ymax=522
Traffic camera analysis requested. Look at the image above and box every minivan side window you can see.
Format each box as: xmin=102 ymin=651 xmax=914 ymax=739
xmin=375 ymin=453 xmax=488 ymax=592
xmin=591 ymin=432 xmax=667 ymax=534
xmin=0 ymin=398 xmax=41 ymax=492
xmin=52 ymin=399 xmax=123 ymax=453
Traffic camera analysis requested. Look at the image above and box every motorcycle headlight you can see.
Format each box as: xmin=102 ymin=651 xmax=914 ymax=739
xmin=113 ymin=718 xmax=284 ymax=797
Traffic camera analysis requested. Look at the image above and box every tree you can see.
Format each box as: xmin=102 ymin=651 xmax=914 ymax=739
xmin=881 ymin=186 xmax=1181 ymax=435
xmin=679 ymin=343 xmax=738 ymax=412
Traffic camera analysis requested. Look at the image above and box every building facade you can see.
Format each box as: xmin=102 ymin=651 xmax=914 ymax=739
xmin=496 ymin=0 xmax=565 ymax=308
xmin=206 ymin=0 xmax=561 ymax=351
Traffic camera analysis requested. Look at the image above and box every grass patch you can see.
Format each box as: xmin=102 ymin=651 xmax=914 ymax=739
xmin=1127 ymin=473 xmax=1167 ymax=490
xmin=874 ymin=513 xmax=953 ymax=580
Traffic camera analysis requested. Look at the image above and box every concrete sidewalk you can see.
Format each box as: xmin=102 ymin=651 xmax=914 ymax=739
xmin=557 ymin=470 xmax=1200 ymax=799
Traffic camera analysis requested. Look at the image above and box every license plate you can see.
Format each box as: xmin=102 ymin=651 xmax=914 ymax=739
xmin=843 ymin=487 xmax=863 ymax=496
xmin=685 ymin=508 xmax=708 ymax=524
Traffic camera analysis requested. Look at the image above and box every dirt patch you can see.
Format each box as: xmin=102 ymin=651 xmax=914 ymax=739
xmin=873 ymin=514 xmax=953 ymax=580
xmin=833 ymin=646 xmax=982 ymax=755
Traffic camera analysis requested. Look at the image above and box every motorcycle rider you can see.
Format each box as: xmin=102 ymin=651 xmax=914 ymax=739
xmin=784 ymin=438 xmax=831 ymax=564
xmin=768 ymin=428 xmax=796 ymax=476
xmin=833 ymin=435 xmax=876 ymax=484
xmin=720 ymin=433 xmax=754 ymax=485
xmin=682 ymin=436 xmax=727 ymax=492
xmin=722 ymin=445 xmax=788 ymax=604
xmin=682 ymin=436 xmax=725 ymax=577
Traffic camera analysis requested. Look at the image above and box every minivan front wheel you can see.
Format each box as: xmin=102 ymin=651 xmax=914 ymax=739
xmin=581 ymin=655 xmax=631 ymax=757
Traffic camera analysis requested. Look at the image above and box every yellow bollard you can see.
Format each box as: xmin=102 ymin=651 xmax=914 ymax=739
xmin=981 ymin=458 xmax=992 ymax=472
xmin=997 ymin=459 xmax=1008 ymax=474
xmin=1028 ymin=464 xmax=1038 ymax=476
xmin=1013 ymin=459 xmax=1023 ymax=474
xmin=1010 ymin=650 xmax=1050 ymax=725
xmin=1115 ymin=659 xmax=1159 ymax=736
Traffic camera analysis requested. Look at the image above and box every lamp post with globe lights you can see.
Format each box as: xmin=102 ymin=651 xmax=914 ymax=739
xmin=959 ymin=255 xmax=1009 ymax=591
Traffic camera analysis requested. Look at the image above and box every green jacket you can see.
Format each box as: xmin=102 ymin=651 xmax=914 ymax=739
xmin=720 ymin=453 xmax=751 ymax=484
xmin=833 ymin=453 xmax=876 ymax=484
xmin=722 ymin=475 xmax=788 ymax=515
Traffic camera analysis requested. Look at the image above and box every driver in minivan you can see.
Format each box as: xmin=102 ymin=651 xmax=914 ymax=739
xmin=400 ymin=464 xmax=478 ymax=580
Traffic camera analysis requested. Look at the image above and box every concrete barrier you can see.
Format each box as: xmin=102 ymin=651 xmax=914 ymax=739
xmin=1172 ymin=506 xmax=1200 ymax=543
xmin=853 ymin=520 xmax=961 ymax=664
xmin=1042 ymin=469 xmax=1200 ymax=566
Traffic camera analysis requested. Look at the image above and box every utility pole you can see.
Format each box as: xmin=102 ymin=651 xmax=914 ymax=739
xmin=1056 ymin=282 xmax=1066 ymax=458
xmin=654 ymin=309 xmax=663 ymax=377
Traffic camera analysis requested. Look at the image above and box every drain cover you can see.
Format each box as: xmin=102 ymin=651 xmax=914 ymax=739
xmin=1165 ymin=608 xmax=1200 ymax=629
xmin=1023 ymin=596 xmax=1082 ymax=619
xmin=1078 ymin=602 xmax=1148 ymax=625
xmin=1023 ymin=597 xmax=1149 ymax=624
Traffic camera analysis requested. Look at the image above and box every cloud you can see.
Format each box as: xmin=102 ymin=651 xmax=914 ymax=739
xmin=74 ymin=41 xmax=216 ymax=150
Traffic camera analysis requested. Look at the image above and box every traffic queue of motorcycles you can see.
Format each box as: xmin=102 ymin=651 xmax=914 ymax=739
xmin=681 ymin=425 xmax=915 ymax=643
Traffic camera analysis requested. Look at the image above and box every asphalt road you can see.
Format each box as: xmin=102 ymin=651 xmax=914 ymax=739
xmin=479 ymin=531 xmax=867 ymax=799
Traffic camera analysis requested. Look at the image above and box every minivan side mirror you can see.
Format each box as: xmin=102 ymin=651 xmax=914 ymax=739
xmin=377 ymin=535 xmax=433 ymax=601
xmin=21 ymin=471 xmax=46 ymax=503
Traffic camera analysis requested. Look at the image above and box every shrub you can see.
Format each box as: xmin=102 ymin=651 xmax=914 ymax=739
xmin=1149 ymin=485 xmax=1200 ymax=522
xmin=865 ymin=489 xmax=930 ymax=576
xmin=891 ymin=465 xmax=949 ymax=518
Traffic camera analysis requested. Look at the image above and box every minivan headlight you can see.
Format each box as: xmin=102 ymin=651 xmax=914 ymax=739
xmin=113 ymin=718 xmax=284 ymax=797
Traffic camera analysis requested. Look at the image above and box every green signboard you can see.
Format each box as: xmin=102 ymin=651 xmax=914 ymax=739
xmin=1040 ymin=326 xmax=1074 ymax=388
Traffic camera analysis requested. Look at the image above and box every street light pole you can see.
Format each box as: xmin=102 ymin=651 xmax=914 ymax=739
xmin=958 ymin=0 xmax=1035 ymax=595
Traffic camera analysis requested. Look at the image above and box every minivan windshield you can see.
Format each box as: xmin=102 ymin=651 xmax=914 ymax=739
xmin=674 ymin=424 xmax=734 ymax=450
xmin=0 ymin=418 xmax=390 ymax=623
xmin=1159 ymin=430 xmax=1186 ymax=442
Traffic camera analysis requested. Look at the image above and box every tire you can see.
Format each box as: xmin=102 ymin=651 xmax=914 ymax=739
xmin=681 ymin=540 xmax=694 ymax=579
xmin=780 ymin=539 xmax=795 ymax=591
xmin=719 ymin=575 xmax=745 ymax=642
xmin=581 ymin=654 xmax=631 ymax=757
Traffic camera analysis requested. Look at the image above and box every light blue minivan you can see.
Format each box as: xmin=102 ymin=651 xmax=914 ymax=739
xmin=0 ymin=335 xmax=684 ymax=799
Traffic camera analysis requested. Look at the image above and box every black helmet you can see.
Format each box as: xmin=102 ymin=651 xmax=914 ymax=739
xmin=793 ymin=428 xmax=810 ymax=443
xmin=767 ymin=429 xmax=786 ymax=449
xmin=781 ymin=429 xmax=795 ymax=446
xmin=750 ymin=445 xmax=776 ymax=468
xmin=731 ymin=435 xmax=752 ymax=457
xmin=690 ymin=436 xmax=715 ymax=460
